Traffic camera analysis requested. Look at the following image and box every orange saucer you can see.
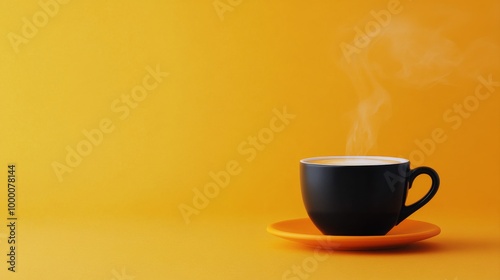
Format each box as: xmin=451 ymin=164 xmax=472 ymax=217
xmin=267 ymin=218 xmax=440 ymax=250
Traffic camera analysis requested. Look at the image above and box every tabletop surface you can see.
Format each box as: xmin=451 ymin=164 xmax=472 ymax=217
xmin=1 ymin=214 xmax=498 ymax=280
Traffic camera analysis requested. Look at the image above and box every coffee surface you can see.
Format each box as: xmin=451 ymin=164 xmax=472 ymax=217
xmin=307 ymin=157 xmax=403 ymax=166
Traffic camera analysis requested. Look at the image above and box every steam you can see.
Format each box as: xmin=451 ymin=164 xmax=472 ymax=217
xmin=341 ymin=14 xmax=499 ymax=155
xmin=387 ymin=23 xmax=462 ymax=88
xmin=343 ymin=54 xmax=391 ymax=155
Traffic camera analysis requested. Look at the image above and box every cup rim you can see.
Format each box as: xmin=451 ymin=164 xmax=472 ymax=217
xmin=300 ymin=156 xmax=409 ymax=166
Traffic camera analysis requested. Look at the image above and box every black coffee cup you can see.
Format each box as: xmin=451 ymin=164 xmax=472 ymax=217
xmin=300 ymin=156 xmax=439 ymax=236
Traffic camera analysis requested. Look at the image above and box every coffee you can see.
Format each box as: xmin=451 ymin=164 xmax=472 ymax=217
xmin=301 ymin=156 xmax=439 ymax=236
xmin=303 ymin=156 xmax=406 ymax=166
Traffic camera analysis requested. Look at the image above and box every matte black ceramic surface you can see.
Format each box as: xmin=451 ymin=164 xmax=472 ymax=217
xmin=301 ymin=156 xmax=439 ymax=236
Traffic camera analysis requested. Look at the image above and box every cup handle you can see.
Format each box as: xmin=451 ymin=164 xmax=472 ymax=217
xmin=397 ymin=166 xmax=440 ymax=224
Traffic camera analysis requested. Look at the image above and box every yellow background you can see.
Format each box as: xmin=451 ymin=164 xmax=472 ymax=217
xmin=0 ymin=0 xmax=499 ymax=279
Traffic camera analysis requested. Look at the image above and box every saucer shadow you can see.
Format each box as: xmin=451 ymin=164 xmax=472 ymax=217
xmin=272 ymin=236 xmax=497 ymax=255
xmin=273 ymin=240 xmax=446 ymax=255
